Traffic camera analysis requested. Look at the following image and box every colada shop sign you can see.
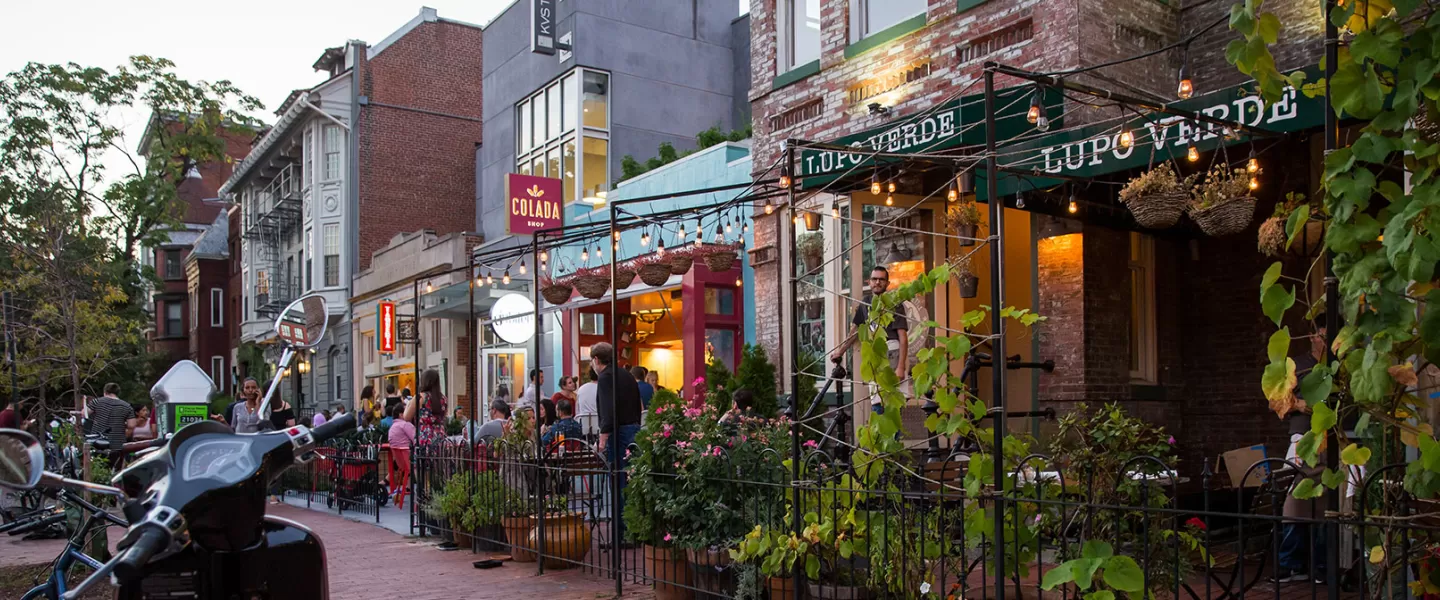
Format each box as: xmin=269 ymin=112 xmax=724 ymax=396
xmin=1003 ymin=72 xmax=1324 ymax=180
xmin=506 ymin=173 xmax=563 ymax=235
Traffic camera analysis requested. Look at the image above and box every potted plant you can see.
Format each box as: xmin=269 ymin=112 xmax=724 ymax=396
xmin=637 ymin=253 xmax=675 ymax=286
xmin=540 ymin=274 xmax=573 ymax=305
xmin=671 ymin=245 xmax=697 ymax=275
xmin=423 ymin=473 xmax=481 ymax=551
xmin=1258 ymin=192 xmax=1322 ymax=257
xmin=531 ymin=500 xmax=589 ymax=568
xmin=1188 ymin=164 xmax=1257 ymax=236
xmin=468 ymin=470 xmax=524 ymax=552
xmin=801 ymin=210 xmax=822 ymax=232
xmin=699 ymin=242 xmax=742 ymax=273
xmin=496 ymin=409 xmax=541 ymax=562
xmin=797 ymin=233 xmax=824 ymax=273
xmin=944 ymin=201 xmax=983 ymax=247
xmin=573 ymin=266 xmax=612 ymax=300
xmin=615 ymin=263 xmax=638 ymax=289
xmin=625 ymin=389 xmax=699 ymax=599
xmin=956 ymin=257 xmax=978 ymax=299
xmin=1119 ymin=162 xmax=1193 ymax=228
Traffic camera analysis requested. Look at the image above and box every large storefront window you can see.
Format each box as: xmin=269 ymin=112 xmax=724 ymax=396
xmin=517 ymin=68 xmax=610 ymax=206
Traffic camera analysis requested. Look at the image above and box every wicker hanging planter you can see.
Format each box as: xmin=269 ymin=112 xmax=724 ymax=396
xmin=614 ymin=268 xmax=637 ymax=289
xmin=704 ymin=251 xmax=737 ymax=273
xmin=669 ymin=252 xmax=695 ymax=275
xmin=638 ymin=262 xmax=672 ymax=286
xmin=1120 ymin=163 xmax=1192 ymax=229
xmin=574 ymin=272 xmax=612 ymax=299
xmin=1189 ymin=165 xmax=1257 ymax=237
xmin=540 ymin=281 xmax=573 ymax=305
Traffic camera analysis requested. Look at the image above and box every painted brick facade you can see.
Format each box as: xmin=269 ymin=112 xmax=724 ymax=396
xmin=356 ymin=19 xmax=484 ymax=272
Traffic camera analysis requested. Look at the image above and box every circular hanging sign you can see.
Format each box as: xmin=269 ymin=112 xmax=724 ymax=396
xmin=490 ymin=293 xmax=536 ymax=344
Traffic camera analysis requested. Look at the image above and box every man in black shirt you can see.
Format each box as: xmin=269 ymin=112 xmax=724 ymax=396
xmin=831 ymin=266 xmax=909 ymax=413
xmin=593 ymin=341 xmax=641 ymax=546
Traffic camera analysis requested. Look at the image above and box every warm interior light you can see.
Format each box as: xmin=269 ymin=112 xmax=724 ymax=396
xmin=1119 ymin=130 xmax=1134 ymax=149
xmin=1187 ymin=145 xmax=1200 ymax=162
xmin=887 ymin=181 xmax=896 ymax=193
xmin=582 ymin=191 xmax=608 ymax=206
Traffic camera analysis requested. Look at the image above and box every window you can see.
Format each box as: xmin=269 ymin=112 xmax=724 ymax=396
xmin=211 ymin=356 xmax=224 ymax=389
xmin=163 ymin=250 xmax=182 ymax=280
xmin=851 ymin=0 xmax=925 ymax=41
xmin=323 ymin=224 xmax=340 ymax=287
xmin=323 ymin=125 xmax=342 ymax=180
xmin=431 ymin=320 xmax=442 ymax=350
xmin=211 ymin=288 xmax=224 ymax=327
xmin=305 ymin=227 xmax=314 ymax=291
xmin=1128 ymin=232 xmax=1157 ymax=383
xmin=782 ymin=0 xmax=821 ymax=71
xmin=301 ymin=249 xmax=308 ymax=292
xmin=518 ymin=68 xmax=608 ymax=206
xmin=363 ymin=332 xmax=376 ymax=366
xmin=165 ymin=303 xmax=183 ymax=337
xmin=190 ymin=288 xmax=198 ymax=332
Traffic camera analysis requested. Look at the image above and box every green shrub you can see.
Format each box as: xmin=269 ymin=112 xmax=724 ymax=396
xmin=734 ymin=344 xmax=778 ymax=418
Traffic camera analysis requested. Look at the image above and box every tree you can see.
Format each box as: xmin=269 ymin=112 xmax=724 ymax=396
xmin=1231 ymin=1 xmax=1440 ymax=500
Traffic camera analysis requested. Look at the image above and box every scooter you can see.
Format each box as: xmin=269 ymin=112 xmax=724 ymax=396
xmin=0 ymin=292 xmax=352 ymax=599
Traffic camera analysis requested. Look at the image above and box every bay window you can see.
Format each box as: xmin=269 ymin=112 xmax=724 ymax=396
xmin=516 ymin=68 xmax=610 ymax=206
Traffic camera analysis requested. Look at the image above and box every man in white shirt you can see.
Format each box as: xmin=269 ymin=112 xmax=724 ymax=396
xmin=515 ymin=368 xmax=543 ymax=412
xmin=574 ymin=368 xmax=599 ymax=436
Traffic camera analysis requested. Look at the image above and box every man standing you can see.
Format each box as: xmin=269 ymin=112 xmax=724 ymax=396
xmin=593 ymin=342 xmax=641 ymax=546
xmin=632 ymin=366 xmax=654 ymax=410
xmin=831 ymin=265 xmax=909 ymax=414
xmin=575 ymin=369 xmax=599 ymax=437
xmin=517 ymin=368 xmax=544 ymax=412
xmin=86 ymin=383 xmax=135 ymax=466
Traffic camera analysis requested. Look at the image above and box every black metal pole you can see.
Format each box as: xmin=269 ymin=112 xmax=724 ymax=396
xmin=411 ymin=276 xmax=421 ymax=537
xmin=534 ymin=233 xmax=546 ymax=577
xmin=983 ymin=64 xmax=1009 ymax=600
xmin=607 ymin=202 xmax=623 ymax=596
xmin=1322 ymin=3 xmax=1341 ymax=600
xmin=468 ymin=253 xmax=476 ymax=423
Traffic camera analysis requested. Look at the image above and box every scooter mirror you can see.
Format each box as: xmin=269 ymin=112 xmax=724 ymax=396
xmin=274 ymin=294 xmax=329 ymax=350
xmin=0 ymin=428 xmax=43 ymax=490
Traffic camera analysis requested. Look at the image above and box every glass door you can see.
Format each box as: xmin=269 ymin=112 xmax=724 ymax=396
xmin=480 ymin=348 xmax=527 ymax=407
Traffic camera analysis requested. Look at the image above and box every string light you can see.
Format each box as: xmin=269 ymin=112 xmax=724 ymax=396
xmin=594 ymin=245 xmax=603 ymax=260
xmin=1177 ymin=63 xmax=1194 ymax=100
xmin=1247 ymin=150 xmax=1260 ymax=173
xmin=870 ymin=172 xmax=881 ymax=195
xmin=1186 ymin=143 xmax=1200 ymax=162
xmin=581 ymin=247 xmax=589 ymax=262
xmin=831 ymin=204 xmax=839 ymax=219
xmin=792 ymin=213 xmax=801 ymax=226
xmin=613 ymin=230 xmax=621 ymax=241
xmin=1027 ymin=85 xmax=1050 ymax=132
xmin=735 ymin=277 xmax=742 ymax=286
xmin=742 ymin=222 xmax=749 ymax=235
xmin=887 ymin=180 xmax=897 ymax=194
xmin=476 ymin=275 xmax=484 ymax=286
xmin=641 ymin=230 xmax=650 ymax=247
xmin=486 ymin=272 xmax=494 ymax=286
xmin=679 ymin=223 xmax=687 ymax=239
xmin=1118 ymin=129 xmax=1134 ymax=149
xmin=519 ymin=261 xmax=527 ymax=275
xmin=764 ymin=199 xmax=774 ymax=215
xmin=725 ymin=220 xmax=733 ymax=235
xmin=657 ymin=234 xmax=666 ymax=256
xmin=613 ymin=240 xmax=619 ymax=253
xmin=778 ymin=165 xmax=792 ymax=189
xmin=696 ymin=221 xmax=703 ymax=241
xmin=885 ymin=194 xmax=894 ymax=207
xmin=1067 ymin=193 xmax=1079 ymax=214
xmin=502 ymin=270 xmax=511 ymax=285
xmin=425 ymin=281 xmax=433 ymax=293
xmin=1249 ymin=175 xmax=1260 ymax=191
xmin=714 ymin=224 xmax=725 ymax=243
xmin=540 ymin=250 xmax=549 ymax=262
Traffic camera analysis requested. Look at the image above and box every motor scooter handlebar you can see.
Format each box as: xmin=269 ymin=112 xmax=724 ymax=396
xmin=113 ymin=524 xmax=169 ymax=582
xmin=309 ymin=414 xmax=356 ymax=445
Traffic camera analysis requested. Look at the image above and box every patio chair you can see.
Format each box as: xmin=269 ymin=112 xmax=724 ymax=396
xmin=545 ymin=438 xmax=606 ymax=521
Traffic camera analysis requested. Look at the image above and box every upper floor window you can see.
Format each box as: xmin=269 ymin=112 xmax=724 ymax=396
xmin=165 ymin=303 xmax=183 ymax=337
xmin=211 ymin=288 xmax=224 ymax=327
xmin=163 ymin=250 xmax=182 ymax=280
xmin=322 ymin=125 xmax=343 ymax=181
xmin=323 ymin=224 xmax=340 ymax=287
xmin=851 ymin=0 xmax=925 ymax=41
xmin=782 ymin=0 xmax=821 ymax=71
xmin=517 ymin=68 xmax=609 ymax=206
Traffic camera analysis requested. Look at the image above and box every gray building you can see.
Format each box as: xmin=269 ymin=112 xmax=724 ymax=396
xmin=477 ymin=0 xmax=752 ymax=241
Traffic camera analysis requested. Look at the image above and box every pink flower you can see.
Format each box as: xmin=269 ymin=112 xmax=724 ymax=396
xmin=692 ymin=376 xmax=706 ymax=387
xmin=664 ymin=533 xmax=673 ymax=542
xmin=1168 ymin=435 xmax=1176 ymax=445
xmin=803 ymin=439 xmax=819 ymax=449
xmin=684 ymin=407 xmax=702 ymax=418
xmin=710 ymin=446 xmax=723 ymax=456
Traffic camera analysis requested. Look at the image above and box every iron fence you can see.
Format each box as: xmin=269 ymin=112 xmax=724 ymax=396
xmin=276 ymin=429 xmax=387 ymax=523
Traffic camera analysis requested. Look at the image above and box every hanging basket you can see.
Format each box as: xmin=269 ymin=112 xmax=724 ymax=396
xmin=614 ymin=268 xmax=637 ymax=289
xmin=669 ymin=253 xmax=694 ymax=275
xmin=1190 ymin=196 xmax=1256 ymax=237
xmin=1124 ymin=190 xmax=1189 ymax=229
xmin=540 ymin=283 xmax=573 ymax=305
xmin=639 ymin=263 xmax=672 ymax=286
xmin=703 ymin=250 xmax=737 ymax=273
xmin=958 ymin=272 xmax=979 ymax=299
xmin=1417 ymin=109 xmax=1440 ymax=144
xmin=1257 ymin=216 xmax=1286 ymax=257
xmin=956 ymin=223 xmax=978 ymax=247
xmin=574 ymin=274 xmax=611 ymax=299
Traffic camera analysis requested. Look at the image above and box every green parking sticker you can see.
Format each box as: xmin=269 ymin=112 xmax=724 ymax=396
xmin=173 ymin=404 xmax=209 ymax=431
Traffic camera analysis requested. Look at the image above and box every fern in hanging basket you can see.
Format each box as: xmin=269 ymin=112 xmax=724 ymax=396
xmin=635 ymin=253 xmax=674 ymax=287
xmin=540 ymin=275 xmax=574 ymax=305
xmin=1187 ymin=165 xmax=1256 ymax=237
xmin=1120 ymin=163 xmax=1192 ymax=229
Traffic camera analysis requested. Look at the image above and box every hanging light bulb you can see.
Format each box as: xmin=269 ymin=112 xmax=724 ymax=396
xmin=476 ymin=275 xmax=484 ymax=287
xmin=1118 ymin=129 xmax=1134 ymax=149
xmin=1249 ymin=175 xmax=1260 ymax=191
xmin=613 ymin=240 xmax=619 ymax=253
xmin=735 ymin=277 xmax=742 ymax=286
xmin=1187 ymin=144 xmax=1200 ymax=162
xmin=581 ymin=247 xmax=589 ymax=261
xmin=887 ymin=180 xmax=897 ymax=194
xmin=502 ymin=270 xmax=511 ymax=285
xmin=613 ymin=230 xmax=621 ymax=241
xmin=714 ymin=224 xmax=725 ymax=243
xmin=1067 ymin=195 xmax=1079 ymax=214
xmin=486 ymin=272 xmax=494 ymax=286
xmin=1247 ymin=150 xmax=1260 ymax=173
xmin=885 ymin=194 xmax=894 ymax=207
xmin=641 ymin=231 xmax=650 ymax=247
xmin=696 ymin=221 xmax=703 ymax=241
xmin=679 ymin=223 xmax=687 ymax=239
xmin=947 ymin=180 xmax=959 ymax=202
xmin=1028 ymin=85 xmax=1049 ymax=131
xmin=540 ymin=250 xmax=549 ymax=262
xmin=764 ymin=199 xmax=774 ymax=215
xmin=1177 ymin=64 xmax=1194 ymax=100
xmin=595 ymin=245 xmax=603 ymax=260
xmin=778 ymin=165 xmax=792 ymax=189
xmin=742 ymin=222 xmax=749 ymax=235
xmin=831 ymin=204 xmax=840 ymax=219
xmin=519 ymin=261 xmax=527 ymax=275
xmin=657 ymin=236 xmax=667 ymax=256
xmin=695 ymin=236 xmax=703 ymax=248
xmin=425 ymin=281 xmax=433 ymax=293
xmin=725 ymin=220 xmax=733 ymax=234
xmin=870 ymin=172 xmax=881 ymax=195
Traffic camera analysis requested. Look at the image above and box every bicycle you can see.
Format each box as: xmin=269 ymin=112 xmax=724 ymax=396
xmin=19 ymin=488 xmax=127 ymax=600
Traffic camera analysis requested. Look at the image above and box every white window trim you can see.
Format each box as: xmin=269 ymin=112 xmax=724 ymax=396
xmin=210 ymin=288 xmax=224 ymax=327
xmin=778 ymin=0 xmax=820 ymax=73
xmin=1129 ymin=233 xmax=1158 ymax=383
xmin=322 ymin=124 xmax=343 ymax=182
xmin=211 ymin=356 xmax=225 ymax=389
xmin=849 ymin=0 xmax=926 ymax=43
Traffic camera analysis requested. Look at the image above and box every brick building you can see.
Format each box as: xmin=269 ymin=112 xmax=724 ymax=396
xmin=185 ymin=214 xmax=233 ymax=392
xmin=220 ymin=7 xmax=483 ymax=414
xmin=746 ymin=0 xmax=1326 ymax=471
xmin=140 ymin=114 xmax=253 ymax=373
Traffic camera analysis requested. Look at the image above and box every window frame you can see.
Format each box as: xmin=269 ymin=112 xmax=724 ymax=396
xmin=165 ymin=302 xmax=184 ymax=337
xmin=211 ymin=356 xmax=225 ymax=389
xmin=778 ymin=0 xmax=822 ymax=73
xmin=849 ymin=0 xmax=926 ymax=43
xmin=163 ymin=249 xmax=183 ymax=280
xmin=210 ymin=288 xmax=224 ymax=327
xmin=1128 ymin=232 xmax=1158 ymax=383
xmin=322 ymin=125 xmax=343 ymax=181
xmin=322 ymin=223 xmax=340 ymax=288
xmin=517 ymin=68 xmax=609 ymax=207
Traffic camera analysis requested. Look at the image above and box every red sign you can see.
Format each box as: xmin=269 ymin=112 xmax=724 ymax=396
xmin=378 ymin=301 xmax=396 ymax=354
xmin=506 ymin=173 xmax=563 ymax=235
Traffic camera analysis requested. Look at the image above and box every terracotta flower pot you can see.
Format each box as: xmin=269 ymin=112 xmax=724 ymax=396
xmin=645 ymin=544 xmax=694 ymax=600
xmin=687 ymin=547 xmax=735 ymax=599
xmin=807 ymin=583 xmax=871 ymax=600
xmin=502 ymin=515 xmax=537 ymax=562
xmin=451 ymin=519 xmax=475 ymax=551
xmin=532 ymin=512 xmax=592 ymax=568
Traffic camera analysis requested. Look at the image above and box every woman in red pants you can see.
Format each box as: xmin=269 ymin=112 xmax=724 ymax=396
xmin=386 ymin=404 xmax=416 ymax=509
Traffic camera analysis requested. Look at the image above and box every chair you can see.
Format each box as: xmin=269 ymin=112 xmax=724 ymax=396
xmin=546 ymin=438 xmax=606 ymax=521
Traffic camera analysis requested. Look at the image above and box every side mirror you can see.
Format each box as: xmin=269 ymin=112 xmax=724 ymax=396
xmin=275 ymin=294 xmax=329 ymax=350
xmin=0 ymin=429 xmax=43 ymax=490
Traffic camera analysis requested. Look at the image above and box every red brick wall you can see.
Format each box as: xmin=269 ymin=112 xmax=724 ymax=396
xmin=357 ymin=20 xmax=483 ymax=271
xmin=1182 ymin=0 xmax=1322 ymax=97
xmin=189 ymin=257 xmax=232 ymax=392
xmin=1036 ymin=232 xmax=1085 ymax=402
xmin=227 ymin=206 xmax=243 ymax=358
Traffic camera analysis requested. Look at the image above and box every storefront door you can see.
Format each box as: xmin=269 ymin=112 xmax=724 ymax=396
xmin=480 ymin=348 xmax=527 ymax=406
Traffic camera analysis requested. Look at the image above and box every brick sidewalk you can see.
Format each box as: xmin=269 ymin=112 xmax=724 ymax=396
xmin=270 ymin=504 xmax=641 ymax=600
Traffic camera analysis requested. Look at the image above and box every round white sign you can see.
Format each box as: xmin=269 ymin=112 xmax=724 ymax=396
xmin=490 ymin=293 xmax=536 ymax=344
